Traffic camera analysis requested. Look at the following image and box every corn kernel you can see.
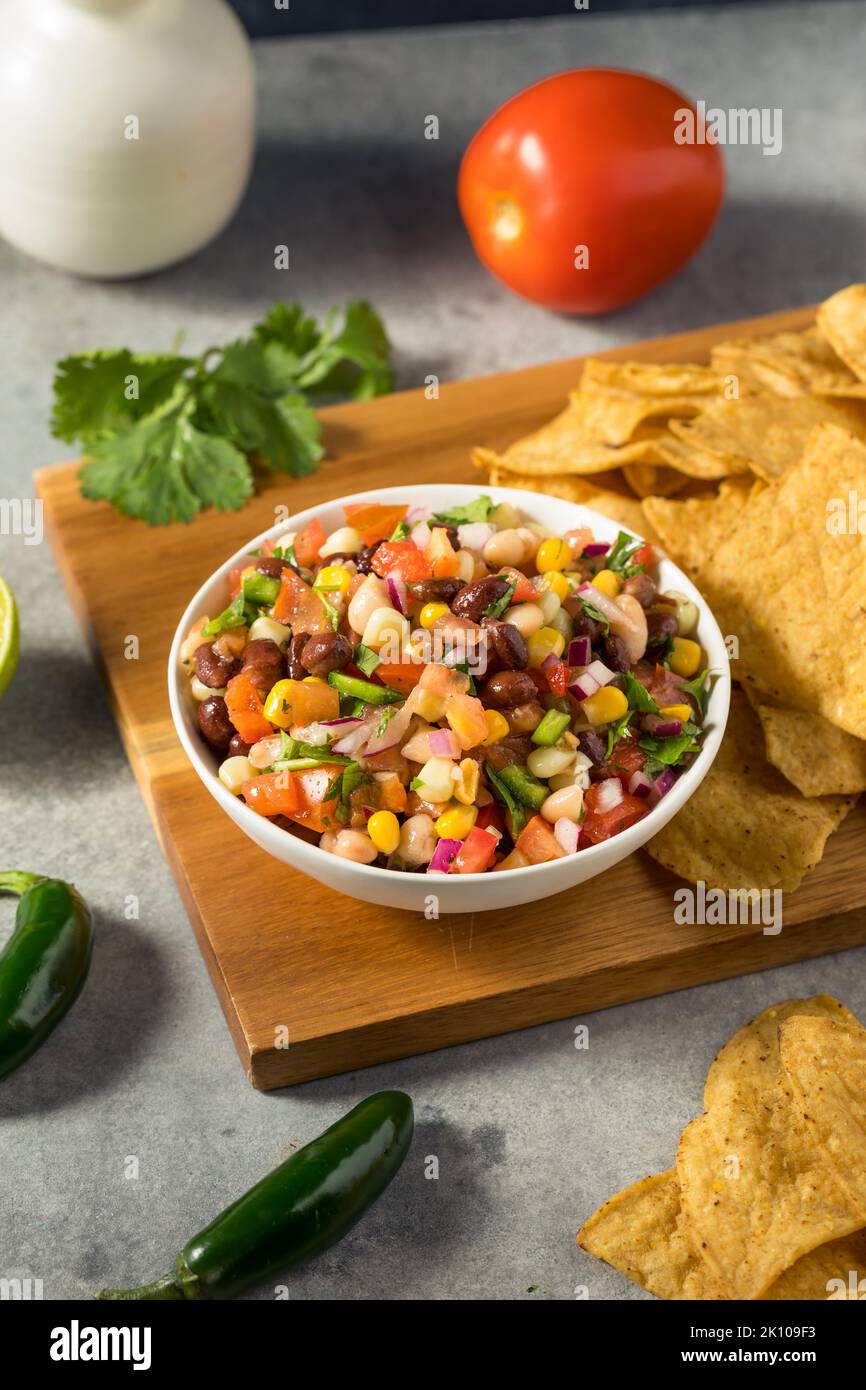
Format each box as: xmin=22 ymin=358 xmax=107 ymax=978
xmin=302 ymin=676 xmax=327 ymax=685
xmin=669 ymin=637 xmax=703 ymax=678
xmin=581 ymin=685 xmax=629 ymax=725
xmin=218 ymin=755 xmax=254 ymax=795
xmin=538 ymin=570 xmax=570 ymax=602
xmin=527 ymin=625 xmax=566 ymax=667
xmin=435 ymin=802 xmax=478 ymax=840
xmin=452 ymin=758 xmax=480 ymax=806
xmin=659 ymin=703 xmax=692 ymax=722
xmin=314 ymin=565 xmax=351 ymax=597
xmin=419 ymin=601 xmax=450 ymax=630
xmin=264 ymin=679 xmax=299 ymax=728
xmin=481 ymin=709 xmax=510 ymax=745
xmin=535 ymin=537 xmax=573 ymax=573
xmin=367 ymin=810 xmax=401 ymax=855
xmin=592 ymin=569 xmax=623 ymax=598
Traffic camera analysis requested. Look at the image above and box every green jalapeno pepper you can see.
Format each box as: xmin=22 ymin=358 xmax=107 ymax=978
xmin=95 ymin=1089 xmax=414 ymax=1300
xmin=0 ymin=872 xmax=93 ymax=1081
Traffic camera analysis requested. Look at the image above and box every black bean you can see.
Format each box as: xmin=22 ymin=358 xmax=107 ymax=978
xmin=241 ymin=638 xmax=285 ymax=694
xmin=646 ymin=610 xmax=678 ymax=649
xmin=410 ymin=577 xmax=465 ymax=605
xmin=601 ymin=634 xmax=631 ymax=673
xmin=301 ymin=631 xmax=352 ymax=678
xmin=195 ymin=642 xmax=241 ymax=689
xmin=286 ymin=631 xmax=310 ymax=681
xmin=255 ymin=555 xmax=299 ymax=579
xmin=482 ymin=618 xmax=529 ymax=670
xmin=565 ymin=599 xmax=604 ymax=645
xmin=578 ymin=730 xmax=608 ymax=777
xmin=355 ymin=543 xmax=382 ymax=575
xmin=623 ymin=572 xmax=658 ymax=608
xmin=481 ymin=669 xmax=538 ymax=710
xmin=229 ymin=733 xmax=253 ymax=758
xmin=452 ymin=576 xmax=510 ymax=624
xmin=198 ymin=695 xmax=234 ymax=750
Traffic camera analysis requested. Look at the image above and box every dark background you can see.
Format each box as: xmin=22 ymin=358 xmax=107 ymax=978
xmin=229 ymin=0 xmax=790 ymax=38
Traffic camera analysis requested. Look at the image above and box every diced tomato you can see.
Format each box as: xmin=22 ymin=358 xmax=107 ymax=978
xmin=228 ymin=565 xmax=245 ymax=599
xmin=348 ymin=774 xmax=406 ymax=825
xmin=581 ymin=785 xmax=649 ymax=845
xmin=496 ymin=566 xmax=537 ymax=603
xmin=343 ymin=502 xmax=408 ymax=545
xmin=427 ymin=527 xmax=460 ymax=578
xmin=563 ymin=526 xmax=594 ymax=558
xmin=648 ymin=662 xmax=686 ymax=709
xmin=375 ymin=660 xmax=424 ymax=695
xmin=277 ymin=763 xmax=345 ymax=833
xmin=273 ymin=569 xmax=333 ymax=633
xmin=225 ymin=673 xmax=273 ymax=743
xmin=633 ymin=543 xmax=656 ymax=570
xmin=454 ymin=826 xmax=499 ymax=874
xmin=476 ymin=802 xmax=505 ymax=837
xmin=293 ymin=517 xmax=326 ymax=568
xmin=372 ymin=540 xmax=433 ymax=583
xmin=242 ymin=770 xmax=300 ymax=817
xmin=446 ymin=692 xmax=488 ymax=750
xmin=605 ymin=739 xmax=647 ymax=788
xmin=515 ymin=814 xmax=565 ymax=864
xmin=542 ymin=655 xmax=568 ymax=697
xmin=419 ymin=663 xmax=470 ymax=697
xmin=293 ymin=679 xmax=341 ymax=726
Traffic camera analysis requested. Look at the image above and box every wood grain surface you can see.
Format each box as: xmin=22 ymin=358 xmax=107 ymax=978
xmin=36 ymin=302 xmax=866 ymax=1089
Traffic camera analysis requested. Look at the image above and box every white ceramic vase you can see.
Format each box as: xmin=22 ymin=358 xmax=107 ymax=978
xmin=0 ymin=0 xmax=255 ymax=277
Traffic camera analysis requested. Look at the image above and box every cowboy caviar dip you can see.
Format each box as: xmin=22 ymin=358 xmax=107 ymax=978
xmin=182 ymin=498 xmax=713 ymax=873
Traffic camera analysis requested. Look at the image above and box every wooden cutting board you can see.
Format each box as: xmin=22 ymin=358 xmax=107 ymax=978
xmin=36 ymin=304 xmax=866 ymax=1089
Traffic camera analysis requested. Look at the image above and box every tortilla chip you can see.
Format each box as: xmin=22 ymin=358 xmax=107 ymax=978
xmin=750 ymin=700 xmax=866 ymax=798
xmin=481 ymin=464 xmax=661 ymax=543
xmin=645 ymin=692 xmax=853 ymax=892
xmin=711 ymin=326 xmax=858 ymax=398
xmin=780 ymin=1015 xmax=866 ymax=1212
xmin=667 ymin=395 xmax=866 ymax=481
xmin=571 ymin=389 xmax=702 ymax=448
xmin=472 ymin=396 xmax=660 ymax=479
xmin=579 ymin=359 xmax=725 ymax=399
xmin=677 ymin=996 xmax=866 ymax=1300
xmin=654 ymin=434 xmax=744 ymax=481
xmin=641 ymin=477 xmax=757 ymax=583
xmin=694 ymin=424 xmax=866 ymax=739
xmin=816 ymin=285 xmax=866 ymax=384
xmin=579 ymin=1166 xmax=866 ymax=1301
xmin=622 ymin=462 xmax=690 ymax=498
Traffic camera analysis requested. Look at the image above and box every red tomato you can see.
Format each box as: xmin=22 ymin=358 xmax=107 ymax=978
xmin=293 ymin=518 xmax=326 ymax=568
xmin=225 ymin=674 xmax=272 ymax=744
xmin=606 ymin=739 xmax=647 ymax=788
xmin=458 ymin=70 xmax=724 ymax=315
xmin=372 ymin=541 xmax=432 ymax=583
xmin=454 ymin=826 xmax=499 ymax=874
xmin=375 ymin=661 xmax=424 ymax=695
xmin=476 ymin=803 xmax=505 ymax=837
xmin=242 ymin=771 xmax=300 ymax=818
xmin=542 ymin=655 xmax=568 ymax=697
xmin=497 ymin=566 xmax=537 ymax=603
xmin=632 ymin=543 xmax=656 ymax=570
xmin=515 ymin=814 xmax=565 ymax=865
xmin=343 ymin=503 xmax=408 ymax=545
xmin=582 ymin=785 xmax=649 ymax=844
xmin=273 ymin=569 xmax=332 ymax=633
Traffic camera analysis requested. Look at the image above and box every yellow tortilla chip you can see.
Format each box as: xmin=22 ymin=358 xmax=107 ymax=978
xmin=711 ymin=326 xmax=857 ymax=398
xmin=695 ymin=424 xmax=866 ymax=739
xmin=677 ymin=996 xmax=866 ymax=1300
xmin=645 ymin=692 xmax=853 ymax=891
xmin=579 ymin=359 xmax=725 ymax=399
xmin=641 ymin=476 xmax=757 ymax=583
xmin=780 ymin=1015 xmax=866 ymax=1212
xmin=668 ymin=395 xmax=866 ymax=481
xmin=622 ymin=462 xmax=690 ymax=498
xmin=579 ymin=1166 xmax=866 ymax=1300
xmin=654 ymin=434 xmax=744 ymax=480
xmin=481 ymin=464 xmax=661 ymax=543
xmin=816 ymin=284 xmax=866 ymax=384
xmin=750 ymin=699 xmax=866 ymax=798
xmin=472 ymin=396 xmax=659 ymax=479
xmin=570 ymin=389 xmax=703 ymax=448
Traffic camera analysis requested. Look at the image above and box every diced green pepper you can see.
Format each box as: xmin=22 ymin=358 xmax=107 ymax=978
xmin=327 ymin=671 xmax=402 ymax=705
xmin=498 ymin=763 xmax=548 ymax=811
xmin=242 ymin=571 xmax=281 ymax=606
xmin=531 ymin=709 xmax=570 ymax=746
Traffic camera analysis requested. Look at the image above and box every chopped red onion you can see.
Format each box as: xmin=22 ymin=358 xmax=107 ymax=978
xmin=595 ymin=778 xmax=624 ymax=813
xmin=427 ymin=838 xmax=462 ymax=874
xmin=653 ymin=767 xmax=677 ymax=799
xmin=554 ymin=818 xmax=580 ymax=854
xmin=577 ymin=583 xmax=623 ymax=624
xmin=406 ymin=505 xmax=433 ymax=526
xmin=568 ymin=672 xmax=600 ymax=702
xmin=362 ymin=701 xmax=413 ymax=757
xmin=584 ymin=542 xmax=610 ymax=557
xmin=411 ymin=521 xmax=432 ymax=551
xmin=428 ymin=728 xmax=459 ymax=757
xmin=644 ymin=714 xmax=683 ymax=737
xmin=628 ymin=770 xmax=653 ymax=798
xmin=321 ymin=716 xmax=365 ymax=728
xmin=386 ymin=574 xmax=408 ymax=615
xmin=332 ymin=723 xmax=373 ymax=756
xmin=568 ymin=636 xmax=591 ymax=667
xmin=457 ymin=521 xmax=494 ymax=553
xmin=540 ymin=651 xmax=561 ymax=682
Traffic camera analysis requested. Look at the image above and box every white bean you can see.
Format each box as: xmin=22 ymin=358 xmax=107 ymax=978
xmin=503 ymin=602 xmax=545 ymax=639
xmin=527 ymin=745 xmax=577 ymax=779
xmin=191 ymin=675 xmax=224 ymax=701
xmin=248 ymin=615 xmax=291 ymax=647
xmin=661 ymin=589 xmax=699 ymax=637
xmin=361 ymin=605 xmax=410 ymax=651
xmin=333 ymin=829 xmax=378 ymax=864
xmin=489 ymin=502 xmax=523 ymax=530
xmin=218 ymin=755 xmax=254 ymax=795
xmin=541 ymin=783 xmax=584 ymax=824
xmin=348 ymin=574 xmax=389 ymax=634
xmin=398 ymin=814 xmax=437 ymax=866
xmin=483 ymin=528 xmax=524 ymax=569
xmin=611 ymin=592 xmax=648 ymax=663
xmin=319 ymin=526 xmax=363 ymax=557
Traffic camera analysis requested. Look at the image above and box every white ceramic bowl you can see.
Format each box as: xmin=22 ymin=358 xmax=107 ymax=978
xmin=168 ymin=484 xmax=730 ymax=913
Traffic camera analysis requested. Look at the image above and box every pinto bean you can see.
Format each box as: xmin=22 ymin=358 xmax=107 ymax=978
xmin=241 ymin=638 xmax=285 ymax=694
xmin=198 ymin=695 xmax=234 ymax=750
xmin=506 ymin=701 xmax=545 ymax=735
xmin=481 ymin=669 xmax=538 ymax=709
xmin=301 ymin=631 xmax=352 ymax=677
xmin=452 ymin=576 xmax=511 ymax=624
xmin=623 ymin=571 xmax=658 ymax=608
xmin=195 ymin=642 xmax=241 ymax=689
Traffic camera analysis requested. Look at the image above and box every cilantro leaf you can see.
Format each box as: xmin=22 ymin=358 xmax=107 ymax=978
xmin=620 ymin=672 xmax=659 ymax=715
xmin=605 ymin=530 xmax=644 ymax=578
xmin=203 ymin=592 xmax=251 ymax=637
xmin=52 ymin=350 xmax=192 ymax=446
xmin=355 ymin=644 xmax=381 ymax=677
xmin=638 ymin=723 xmax=702 ymax=766
xmin=433 ymin=496 xmax=493 ymax=527
xmin=679 ymin=668 xmax=720 ymax=719
xmin=484 ymin=579 xmax=517 ymax=619
xmin=578 ymin=594 xmax=610 ymax=633
xmin=606 ymin=712 xmax=634 ymax=759
xmin=260 ymin=300 xmax=393 ymax=401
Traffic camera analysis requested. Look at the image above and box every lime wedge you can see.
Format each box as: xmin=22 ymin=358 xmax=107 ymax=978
xmin=0 ymin=576 xmax=20 ymax=700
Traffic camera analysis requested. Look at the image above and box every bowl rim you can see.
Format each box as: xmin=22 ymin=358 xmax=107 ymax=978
xmin=168 ymin=482 xmax=731 ymax=889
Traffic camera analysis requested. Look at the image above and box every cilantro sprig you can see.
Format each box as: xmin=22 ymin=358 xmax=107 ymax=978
xmin=433 ymin=496 xmax=493 ymax=527
xmin=605 ymin=530 xmax=644 ymax=578
xmin=52 ymin=300 xmax=393 ymax=526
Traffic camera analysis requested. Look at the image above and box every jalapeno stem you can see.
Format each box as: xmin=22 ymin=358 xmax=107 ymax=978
xmin=0 ymin=871 xmax=43 ymax=898
xmin=95 ymin=1274 xmax=186 ymax=1301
